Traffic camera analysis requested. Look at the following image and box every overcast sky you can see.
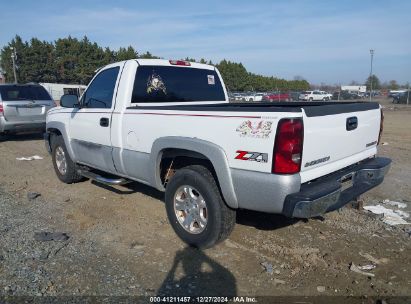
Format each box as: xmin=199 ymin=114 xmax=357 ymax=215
xmin=1 ymin=0 xmax=410 ymax=84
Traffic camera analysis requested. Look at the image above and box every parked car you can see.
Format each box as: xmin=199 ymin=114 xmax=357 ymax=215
xmin=320 ymin=91 xmax=333 ymax=100
xmin=262 ymin=91 xmax=290 ymax=102
xmin=364 ymin=91 xmax=380 ymax=98
xmin=389 ymin=90 xmax=406 ymax=98
xmin=228 ymin=92 xmax=237 ymax=102
xmin=235 ymin=93 xmax=247 ymax=102
xmin=332 ymin=91 xmax=361 ymax=100
xmin=393 ymin=91 xmax=410 ymax=104
xmin=350 ymin=92 xmax=362 ymax=99
xmin=45 ymin=59 xmax=390 ymax=248
xmin=0 ymin=84 xmax=55 ymax=136
xmin=289 ymin=91 xmax=301 ymax=101
xmin=243 ymin=92 xmax=265 ymax=102
xmin=299 ymin=91 xmax=330 ymax=101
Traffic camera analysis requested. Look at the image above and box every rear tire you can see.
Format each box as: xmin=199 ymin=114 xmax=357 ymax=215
xmin=51 ymin=135 xmax=83 ymax=184
xmin=309 ymin=97 xmax=313 ymax=101
xmin=165 ymin=165 xmax=236 ymax=249
xmin=0 ymin=131 xmax=10 ymax=142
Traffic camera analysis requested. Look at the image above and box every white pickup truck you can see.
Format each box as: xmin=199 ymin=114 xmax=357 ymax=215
xmin=45 ymin=59 xmax=391 ymax=248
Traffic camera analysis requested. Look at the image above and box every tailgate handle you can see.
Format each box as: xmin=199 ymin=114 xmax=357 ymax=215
xmin=346 ymin=117 xmax=358 ymax=131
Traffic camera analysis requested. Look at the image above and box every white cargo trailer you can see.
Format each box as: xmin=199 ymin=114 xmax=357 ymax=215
xmin=40 ymin=83 xmax=86 ymax=101
xmin=341 ymin=85 xmax=367 ymax=93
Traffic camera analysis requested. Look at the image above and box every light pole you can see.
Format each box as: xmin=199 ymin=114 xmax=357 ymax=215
xmin=369 ymin=49 xmax=374 ymax=102
xmin=10 ymin=47 xmax=17 ymax=83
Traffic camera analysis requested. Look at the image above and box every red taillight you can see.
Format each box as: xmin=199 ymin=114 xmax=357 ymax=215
xmin=0 ymin=102 xmax=3 ymax=116
xmin=272 ymin=118 xmax=304 ymax=174
xmin=169 ymin=60 xmax=191 ymax=66
xmin=378 ymin=109 xmax=384 ymax=144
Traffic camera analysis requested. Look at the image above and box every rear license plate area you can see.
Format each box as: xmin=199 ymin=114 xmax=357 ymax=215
xmin=340 ymin=172 xmax=354 ymax=191
xmin=17 ymin=106 xmax=43 ymax=116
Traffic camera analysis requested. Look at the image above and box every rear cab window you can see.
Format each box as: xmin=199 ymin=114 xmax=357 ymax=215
xmin=131 ymin=66 xmax=226 ymax=103
xmin=0 ymin=85 xmax=51 ymax=101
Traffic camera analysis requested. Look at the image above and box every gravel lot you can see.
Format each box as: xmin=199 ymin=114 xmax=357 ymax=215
xmin=0 ymin=98 xmax=410 ymax=301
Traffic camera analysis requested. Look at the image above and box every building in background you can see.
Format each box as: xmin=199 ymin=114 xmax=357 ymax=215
xmin=40 ymin=83 xmax=87 ymax=101
xmin=341 ymin=85 xmax=367 ymax=93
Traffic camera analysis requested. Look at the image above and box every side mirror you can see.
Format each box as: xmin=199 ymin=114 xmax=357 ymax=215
xmin=60 ymin=94 xmax=80 ymax=108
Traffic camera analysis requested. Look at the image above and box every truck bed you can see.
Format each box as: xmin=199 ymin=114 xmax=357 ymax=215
xmin=127 ymin=101 xmax=379 ymax=117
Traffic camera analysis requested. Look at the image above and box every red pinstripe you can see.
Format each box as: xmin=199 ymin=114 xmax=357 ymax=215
xmin=48 ymin=111 xmax=261 ymax=119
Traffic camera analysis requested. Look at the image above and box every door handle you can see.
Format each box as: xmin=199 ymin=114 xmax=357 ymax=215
xmin=346 ymin=116 xmax=358 ymax=131
xmin=100 ymin=117 xmax=109 ymax=127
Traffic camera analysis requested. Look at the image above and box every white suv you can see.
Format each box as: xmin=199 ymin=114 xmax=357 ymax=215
xmin=243 ymin=92 xmax=265 ymax=102
xmin=299 ymin=91 xmax=331 ymax=101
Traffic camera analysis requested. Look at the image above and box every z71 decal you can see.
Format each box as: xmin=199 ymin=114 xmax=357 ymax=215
xmin=235 ymin=150 xmax=268 ymax=163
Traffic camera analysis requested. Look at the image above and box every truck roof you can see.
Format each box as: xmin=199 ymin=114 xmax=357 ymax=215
xmin=102 ymin=59 xmax=215 ymax=71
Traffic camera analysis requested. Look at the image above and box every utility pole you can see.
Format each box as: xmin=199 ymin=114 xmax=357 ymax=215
xmin=407 ymin=83 xmax=410 ymax=105
xmin=338 ymin=83 xmax=341 ymax=101
xmin=10 ymin=47 xmax=17 ymax=83
xmin=369 ymin=49 xmax=374 ymax=102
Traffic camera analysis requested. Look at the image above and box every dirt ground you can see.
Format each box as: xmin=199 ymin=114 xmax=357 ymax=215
xmin=0 ymin=97 xmax=410 ymax=301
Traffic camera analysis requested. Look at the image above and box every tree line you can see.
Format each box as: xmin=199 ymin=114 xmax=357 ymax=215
xmin=363 ymin=75 xmax=409 ymax=91
xmin=0 ymin=35 xmax=310 ymax=91
xmin=0 ymin=35 xmax=158 ymax=85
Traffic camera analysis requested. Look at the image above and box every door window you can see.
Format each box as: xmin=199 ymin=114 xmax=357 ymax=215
xmin=82 ymin=67 xmax=120 ymax=108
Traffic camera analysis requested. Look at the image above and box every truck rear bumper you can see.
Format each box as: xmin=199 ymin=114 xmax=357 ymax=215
xmin=282 ymin=157 xmax=391 ymax=218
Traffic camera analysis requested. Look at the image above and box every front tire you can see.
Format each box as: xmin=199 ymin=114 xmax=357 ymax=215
xmin=51 ymin=135 xmax=83 ymax=184
xmin=165 ymin=165 xmax=236 ymax=249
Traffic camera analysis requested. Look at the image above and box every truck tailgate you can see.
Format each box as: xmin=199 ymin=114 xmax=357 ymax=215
xmin=300 ymin=103 xmax=381 ymax=183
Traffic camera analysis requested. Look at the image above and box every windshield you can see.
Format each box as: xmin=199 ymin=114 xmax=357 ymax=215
xmin=0 ymin=85 xmax=51 ymax=101
xmin=131 ymin=66 xmax=226 ymax=103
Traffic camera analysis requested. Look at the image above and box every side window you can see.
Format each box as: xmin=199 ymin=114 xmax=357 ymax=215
xmin=82 ymin=67 xmax=120 ymax=109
